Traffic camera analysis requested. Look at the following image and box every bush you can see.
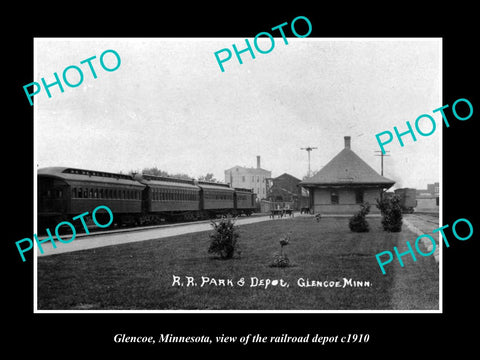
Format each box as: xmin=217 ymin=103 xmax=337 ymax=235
xmin=348 ymin=202 xmax=370 ymax=232
xmin=270 ymin=233 xmax=292 ymax=268
xmin=208 ymin=216 xmax=240 ymax=259
xmin=376 ymin=195 xmax=403 ymax=232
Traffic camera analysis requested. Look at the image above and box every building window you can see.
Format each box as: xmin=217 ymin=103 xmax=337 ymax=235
xmin=242 ymin=176 xmax=245 ymax=182
xmin=331 ymin=191 xmax=339 ymax=204
xmin=355 ymin=189 xmax=364 ymax=204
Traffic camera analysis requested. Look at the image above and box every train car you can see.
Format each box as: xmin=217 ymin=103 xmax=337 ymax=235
xmin=198 ymin=181 xmax=235 ymax=216
xmin=134 ymin=173 xmax=201 ymax=222
xmin=394 ymin=188 xmax=417 ymax=213
xmin=233 ymin=187 xmax=256 ymax=216
xmin=38 ymin=167 xmax=145 ymax=228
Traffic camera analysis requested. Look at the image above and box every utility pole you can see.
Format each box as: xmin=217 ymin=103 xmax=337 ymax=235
xmin=301 ymin=146 xmax=318 ymax=178
xmin=374 ymin=150 xmax=390 ymax=176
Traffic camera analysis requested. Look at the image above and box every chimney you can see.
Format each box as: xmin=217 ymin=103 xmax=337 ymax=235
xmin=256 ymin=155 xmax=261 ymax=169
xmin=344 ymin=136 xmax=351 ymax=149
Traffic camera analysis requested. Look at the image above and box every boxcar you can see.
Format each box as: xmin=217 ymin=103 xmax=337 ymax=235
xmin=394 ymin=188 xmax=417 ymax=213
xmin=134 ymin=173 xmax=200 ymax=221
xmin=198 ymin=181 xmax=235 ymax=216
xmin=38 ymin=167 xmax=145 ymax=228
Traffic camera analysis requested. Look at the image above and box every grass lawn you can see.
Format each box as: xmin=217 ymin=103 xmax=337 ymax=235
xmin=37 ymin=217 xmax=439 ymax=310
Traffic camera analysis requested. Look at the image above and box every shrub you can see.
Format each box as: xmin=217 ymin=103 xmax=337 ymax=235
xmin=208 ymin=216 xmax=240 ymax=259
xmin=348 ymin=202 xmax=370 ymax=232
xmin=270 ymin=233 xmax=292 ymax=268
xmin=376 ymin=195 xmax=403 ymax=232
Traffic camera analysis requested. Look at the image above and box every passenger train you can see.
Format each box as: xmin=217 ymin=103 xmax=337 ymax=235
xmin=37 ymin=167 xmax=256 ymax=230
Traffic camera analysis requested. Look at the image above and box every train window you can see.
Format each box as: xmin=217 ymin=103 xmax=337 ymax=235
xmin=78 ymin=188 xmax=82 ymax=198
xmin=84 ymin=189 xmax=88 ymax=198
xmin=94 ymin=189 xmax=98 ymax=198
xmin=100 ymin=189 xmax=103 ymax=198
xmin=72 ymin=188 xmax=76 ymax=198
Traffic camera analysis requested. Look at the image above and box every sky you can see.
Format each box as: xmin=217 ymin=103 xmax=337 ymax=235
xmin=35 ymin=38 xmax=441 ymax=190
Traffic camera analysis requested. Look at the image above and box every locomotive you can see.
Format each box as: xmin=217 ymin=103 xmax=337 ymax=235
xmin=37 ymin=167 xmax=256 ymax=230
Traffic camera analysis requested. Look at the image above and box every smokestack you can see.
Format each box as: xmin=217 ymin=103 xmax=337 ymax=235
xmin=344 ymin=136 xmax=351 ymax=149
xmin=256 ymin=155 xmax=261 ymax=169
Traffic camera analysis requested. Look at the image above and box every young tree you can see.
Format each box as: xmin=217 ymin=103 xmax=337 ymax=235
xmin=208 ymin=217 xmax=240 ymax=259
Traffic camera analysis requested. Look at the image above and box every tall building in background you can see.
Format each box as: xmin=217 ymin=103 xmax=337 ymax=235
xmin=224 ymin=156 xmax=271 ymax=200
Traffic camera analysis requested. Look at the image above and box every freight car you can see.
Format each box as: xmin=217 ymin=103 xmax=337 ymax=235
xmin=38 ymin=167 xmax=256 ymax=230
xmin=394 ymin=188 xmax=417 ymax=213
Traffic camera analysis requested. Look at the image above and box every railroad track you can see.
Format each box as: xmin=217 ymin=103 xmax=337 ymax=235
xmin=404 ymin=212 xmax=440 ymax=226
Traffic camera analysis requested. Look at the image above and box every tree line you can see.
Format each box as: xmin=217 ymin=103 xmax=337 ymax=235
xmin=123 ymin=166 xmax=222 ymax=183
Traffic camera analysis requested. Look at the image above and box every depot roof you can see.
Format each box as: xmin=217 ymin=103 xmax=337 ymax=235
xmin=299 ymin=136 xmax=395 ymax=188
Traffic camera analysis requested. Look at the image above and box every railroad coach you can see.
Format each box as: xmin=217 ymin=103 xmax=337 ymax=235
xmin=134 ymin=173 xmax=201 ymax=221
xmin=233 ymin=187 xmax=256 ymax=216
xmin=198 ymin=181 xmax=235 ymax=216
xmin=37 ymin=167 xmax=145 ymax=228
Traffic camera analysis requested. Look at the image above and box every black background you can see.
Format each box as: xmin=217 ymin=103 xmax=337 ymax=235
xmin=6 ymin=4 xmax=478 ymax=355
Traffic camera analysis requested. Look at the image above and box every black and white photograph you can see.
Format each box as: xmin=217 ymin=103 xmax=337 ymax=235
xmin=33 ymin=38 xmax=441 ymax=312
xmin=6 ymin=6 xmax=479 ymax=355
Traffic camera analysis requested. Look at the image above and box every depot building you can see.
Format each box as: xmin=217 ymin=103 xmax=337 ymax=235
xmin=299 ymin=136 xmax=395 ymax=214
